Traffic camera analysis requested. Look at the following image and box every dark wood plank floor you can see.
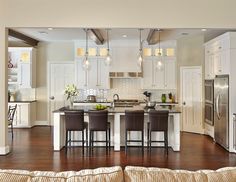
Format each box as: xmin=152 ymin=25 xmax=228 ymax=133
xmin=0 ymin=126 xmax=236 ymax=171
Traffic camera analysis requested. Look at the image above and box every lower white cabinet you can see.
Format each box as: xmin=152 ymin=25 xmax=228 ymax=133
xmin=8 ymin=102 xmax=36 ymax=128
xmin=141 ymin=57 xmax=176 ymax=89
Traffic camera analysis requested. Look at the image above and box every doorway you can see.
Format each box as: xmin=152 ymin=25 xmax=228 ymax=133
xmin=180 ymin=66 xmax=204 ymax=134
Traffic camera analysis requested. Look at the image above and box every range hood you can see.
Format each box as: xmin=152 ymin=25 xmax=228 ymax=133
xmin=109 ymin=71 xmax=143 ymax=78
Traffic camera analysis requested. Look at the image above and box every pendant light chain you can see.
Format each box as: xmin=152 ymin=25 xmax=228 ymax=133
xmin=139 ymin=29 xmax=142 ymax=52
xmin=85 ymin=29 xmax=88 ymax=56
xmin=158 ymin=29 xmax=161 ymax=56
xmin=107 ymin=29 xmax=110 ymax=51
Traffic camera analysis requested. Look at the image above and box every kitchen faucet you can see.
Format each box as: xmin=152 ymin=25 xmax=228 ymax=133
xmin=111 ymin=94 xmax=120 ymax=108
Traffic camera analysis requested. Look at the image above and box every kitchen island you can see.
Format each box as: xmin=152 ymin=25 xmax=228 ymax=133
xmin=53 ymin=105 xmax=181 ymax=151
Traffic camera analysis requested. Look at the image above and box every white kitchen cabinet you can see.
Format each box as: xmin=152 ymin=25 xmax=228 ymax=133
xmin=205 ymin=48 xmax=215 ymax=79
xmin=214 ymin=50 xmax=230 ymax=75
xmin=8 ymin=102 xmax=36 ymax=128
xmin=75 ymin=58 xmax=110 ymax=89
xmin=141 ymin=57 xmax=176 ymax=89
xmin=8 ymin=47 xmax=36 ymax=88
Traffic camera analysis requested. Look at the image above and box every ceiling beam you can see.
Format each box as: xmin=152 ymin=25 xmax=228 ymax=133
xmin=146 ymin=29 xmax=159 ymax=45
xmin=87 ymin=29 xmax=104 ymax=45
xmin=8 ymin=29 xmax=39 ymax=47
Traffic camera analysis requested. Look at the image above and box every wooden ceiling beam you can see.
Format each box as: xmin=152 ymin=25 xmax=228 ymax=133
xmin=87 ymin=29 xmax=104 ymax=45
xmin=8 ymin=29 xmax=39 ymax=47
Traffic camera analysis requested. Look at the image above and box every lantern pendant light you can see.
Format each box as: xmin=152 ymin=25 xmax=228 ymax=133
xmin=82 ymin=29 xmax=91 ymax=70
xmin=137 ymin=29 xmax=143 ymax=67
xmin=105 ymin=29 xmax=112 ymax=66
xmin=156 ymin=29 xmax=163 ymax=70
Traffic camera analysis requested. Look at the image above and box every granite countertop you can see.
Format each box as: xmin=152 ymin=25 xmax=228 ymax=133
xmin=8 ymin=100 xmax=37 ymax=103
xmin=53 ymin=105 xmax=181 ymax=114
xmin=74 ymin=101 xmax=112 ymax=103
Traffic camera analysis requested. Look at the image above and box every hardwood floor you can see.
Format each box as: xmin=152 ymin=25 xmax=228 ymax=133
xmin=0 ymin=126 xmax=236 ymax=171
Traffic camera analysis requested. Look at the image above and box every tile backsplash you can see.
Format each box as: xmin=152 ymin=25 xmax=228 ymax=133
xmin=76 ymin=79 xmax=177 ymax=102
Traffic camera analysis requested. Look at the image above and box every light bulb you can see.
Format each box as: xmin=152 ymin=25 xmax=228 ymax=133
xmin=105 ymin=52 xmax=112 ymax=66
xmin=82 ymin=56 xmax=91 ymax=70
xmin=137 ymin=51 xmax=143 ymax=67
xmin=156 ymin=60 xmax=163 ymax=70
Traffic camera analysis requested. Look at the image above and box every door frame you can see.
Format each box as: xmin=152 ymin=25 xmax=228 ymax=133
xmin=180 ymin=66 xmax=203 ymax=133
xmin=47 ymin=61 xmax=75 ymax=125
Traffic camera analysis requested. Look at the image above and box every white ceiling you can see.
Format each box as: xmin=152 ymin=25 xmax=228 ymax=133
xmin=10 ymin=28 xmax=236 ymax=43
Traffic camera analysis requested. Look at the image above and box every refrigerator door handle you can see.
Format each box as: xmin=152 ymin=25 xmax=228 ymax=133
xmin=216 ymin=94 xmax=221 ymax=120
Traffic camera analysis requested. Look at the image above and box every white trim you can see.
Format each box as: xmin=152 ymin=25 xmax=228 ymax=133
xmin=34 ymin=120 xmax=49 ymax=126
xmin=0 ymin=145 xmax=10 ymax=155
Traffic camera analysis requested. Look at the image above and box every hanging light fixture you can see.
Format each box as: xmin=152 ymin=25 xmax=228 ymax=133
xmin=156 ymin=29 xmax=163 ymax=70
xmin=137 ymin=29 xmax=143 ymax=67
xmin=105 ymin=29 xmax=112 ymax=66
xmin=82 ymin=29 xmax=91 ymax=70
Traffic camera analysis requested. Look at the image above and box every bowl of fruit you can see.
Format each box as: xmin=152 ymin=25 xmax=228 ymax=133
xmin=94 ymin=104 xmax=108 ymax=110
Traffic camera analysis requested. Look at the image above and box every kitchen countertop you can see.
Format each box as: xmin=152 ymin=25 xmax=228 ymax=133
xmin=8 ymin=100 xmax=37 ymax=103
xmin=53 ymin=105 xmax=181 ymax=114
xmin=74 ymin=101 xmax=112 ymax=103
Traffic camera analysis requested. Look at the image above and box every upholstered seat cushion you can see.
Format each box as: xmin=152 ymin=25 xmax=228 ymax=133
xmin=124 ymin=166 xmax=236 ymax=182
xmin=0 ymin=166 xmax=123 ymax=182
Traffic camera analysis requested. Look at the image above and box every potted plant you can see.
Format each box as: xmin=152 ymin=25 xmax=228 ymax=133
xmin=64 ymin=84 xmax=78 ymax=108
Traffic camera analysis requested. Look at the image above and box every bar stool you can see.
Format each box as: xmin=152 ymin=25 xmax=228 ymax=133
xmin=147 ymin=110 xmax=169 ymax=155
xmin=88 ymin=110 xmax=110 ymax=153
xmin=8 ymin=104 xmax=17 ymax=140
xmin=64 ymin=110 xmax=88 ymax=154
xmin=125 ymin=110 xmax=144 ymax=154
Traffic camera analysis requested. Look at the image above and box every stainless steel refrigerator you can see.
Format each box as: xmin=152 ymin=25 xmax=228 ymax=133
xmin=214 ymin=75 xmax=229 ymax=150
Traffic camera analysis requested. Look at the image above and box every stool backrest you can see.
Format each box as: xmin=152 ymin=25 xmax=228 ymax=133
xmin=64 ymin=110 xmax=84 ymax=131
xmin=88 ymin=110 xmax=108 ymax=131
xmin=149 ymin=110 xmax=169 ymax=131
xmin=125 ymin=110 xmax=144 ymax=131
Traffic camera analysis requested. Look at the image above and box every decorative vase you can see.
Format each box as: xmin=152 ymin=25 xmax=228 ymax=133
xmin=161 ymin=94 xmax=166 ymax=103
xmin=69 ymin=96 xmax=74 ymax=109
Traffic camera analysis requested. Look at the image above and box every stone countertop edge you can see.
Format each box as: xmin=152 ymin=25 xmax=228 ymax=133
xmin=53 ymin=106 xmax=181 ymax=114
xmin=8 ymin=100 xmax=37 ymax=103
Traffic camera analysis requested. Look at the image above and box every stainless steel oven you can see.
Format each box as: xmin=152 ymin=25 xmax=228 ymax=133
xmin=205 ymin=80 xmax=214 ymax=104
xmin=205 ymin=102 xmax=214 ymax=125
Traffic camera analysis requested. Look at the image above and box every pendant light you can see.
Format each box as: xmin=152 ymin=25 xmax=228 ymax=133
xmin=105 ymin=29 xmax=112 ymax=66
xmin=156 ymin=29 xmax=163 ymax=70
xmin=137 ymin=29 xmax=143 ymax=67
xmin=82 ymin=29 xmax=91 ymax=70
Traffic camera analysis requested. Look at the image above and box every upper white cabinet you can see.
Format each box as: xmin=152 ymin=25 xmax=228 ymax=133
xmin=75 ymin=58 xmax=110 ymax=89
xmin=141 ymin=41 xmax=176 ymax=90
xmin=8 ymin=47 xmax=36 ymax=88
xmin=204 ymin=34 xmax=232 ymax=79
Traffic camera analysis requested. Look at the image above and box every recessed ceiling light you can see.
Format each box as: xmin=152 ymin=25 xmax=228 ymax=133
xmin=122 ymin=34 xmax=127 ymax=38
xmin=48 ymin=28 xmax=53 ymax=31
xmin=201 ymin=28 xmax=207 ymax=32
xmin=39 ymin=31 xmax=48 ymax=35
xmin=181 ymin=32 xmax=189 ymax=35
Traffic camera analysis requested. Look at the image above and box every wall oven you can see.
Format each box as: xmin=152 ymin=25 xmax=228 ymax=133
xmin=205 ymin=80 xmax=214 ymax=104
xmin=205 ymin=80 xmax=214 ymax=125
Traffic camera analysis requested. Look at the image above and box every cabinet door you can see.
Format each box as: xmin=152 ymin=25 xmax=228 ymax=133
xmin=214 ymin=52 xmax=221 ymax=75
xmin=205 ymin=53 xmax=215 ymax=79
xmin=155 ymin=62 xmax=165 ymax=89
xmin=96 ymin=58 xmax=110 ymax=89
xmin=164 ymin=58 xmax=176 ymax=89
xmin=18 ymin=63 xmax=31 ymax=88
xmin=142 ymin=58 xmax=156 ymax=89
xmin=75 ymin=60 xmax=88 ymax=89
xmin=215 ymin=50 xmax=230 ymax=75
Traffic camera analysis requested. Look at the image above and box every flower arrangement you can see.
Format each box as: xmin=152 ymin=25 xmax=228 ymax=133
xmin=64 ymin=84 xmax=78 ymax=100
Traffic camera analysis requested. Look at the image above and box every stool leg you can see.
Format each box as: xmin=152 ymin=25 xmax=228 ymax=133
xmin=65 ymin=130 xmax=68 ymax=154
xmin=89 ymin=130 xmax=92 ymax=154
xmin=147 ymin=126 xmax=149 ymax=151
xmin=125 ymin=130 xmax=127 ymax=155
xmin=11 ymin=123 xmax=13 ymax=139
xmin=86 ymin=128 xmax=88 ymax=147
xmin=165 ymin=131 xmax=168 ymax=155
xmin=149 ymin=131 xmax=152 ymax=154
xmin=106 ymin=130 xmax=108 ymax=153
xmin=82 ymin=130 xmax=84 ymax=155
xmin=108 ymin=128 xmax=111 ymax=151
xmin=142 ymin=131 xmax=144 ymax=154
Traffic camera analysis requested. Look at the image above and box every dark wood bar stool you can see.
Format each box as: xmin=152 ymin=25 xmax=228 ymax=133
xmin=125 ymin=110 xmax=144 ymax=154
xmin=88 ymin=110 xmax=110 ymax=153
xmin=147 ymin=110 xmax=169 ymax=155
xmin=64 ymin=110 xmax=88 ymax=154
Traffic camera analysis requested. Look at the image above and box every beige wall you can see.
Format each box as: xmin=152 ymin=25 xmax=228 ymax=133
xmin=36 ymin=42 xmax=74 ymax=122
xmin=177 ymin=34 xmax=205 ymax=99
xmin=1 ymin=0 xmax=236 ymax=153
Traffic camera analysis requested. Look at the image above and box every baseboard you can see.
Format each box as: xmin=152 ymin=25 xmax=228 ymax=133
xmin=34 ymin=120 xmax=49 ymax=126
xmin=0 ymin=145 xmax=10 ymax=155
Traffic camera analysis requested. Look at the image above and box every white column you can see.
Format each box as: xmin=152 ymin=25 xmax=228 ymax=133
xmin=172 ymin=113 xmax=180 ymax=151
xmin=0 ymin=27 xmax=9 ymax=155
xmin=114 ymin=113 xmax=121 ymax=151
xmin=53 ymin=113 xmax=61 ymax=151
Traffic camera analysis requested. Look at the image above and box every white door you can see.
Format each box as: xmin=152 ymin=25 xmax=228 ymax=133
xmin=48 ymin=62 xmax=75 ymax=125
xmin=180 ymin=67 xmax=203 ymax=134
